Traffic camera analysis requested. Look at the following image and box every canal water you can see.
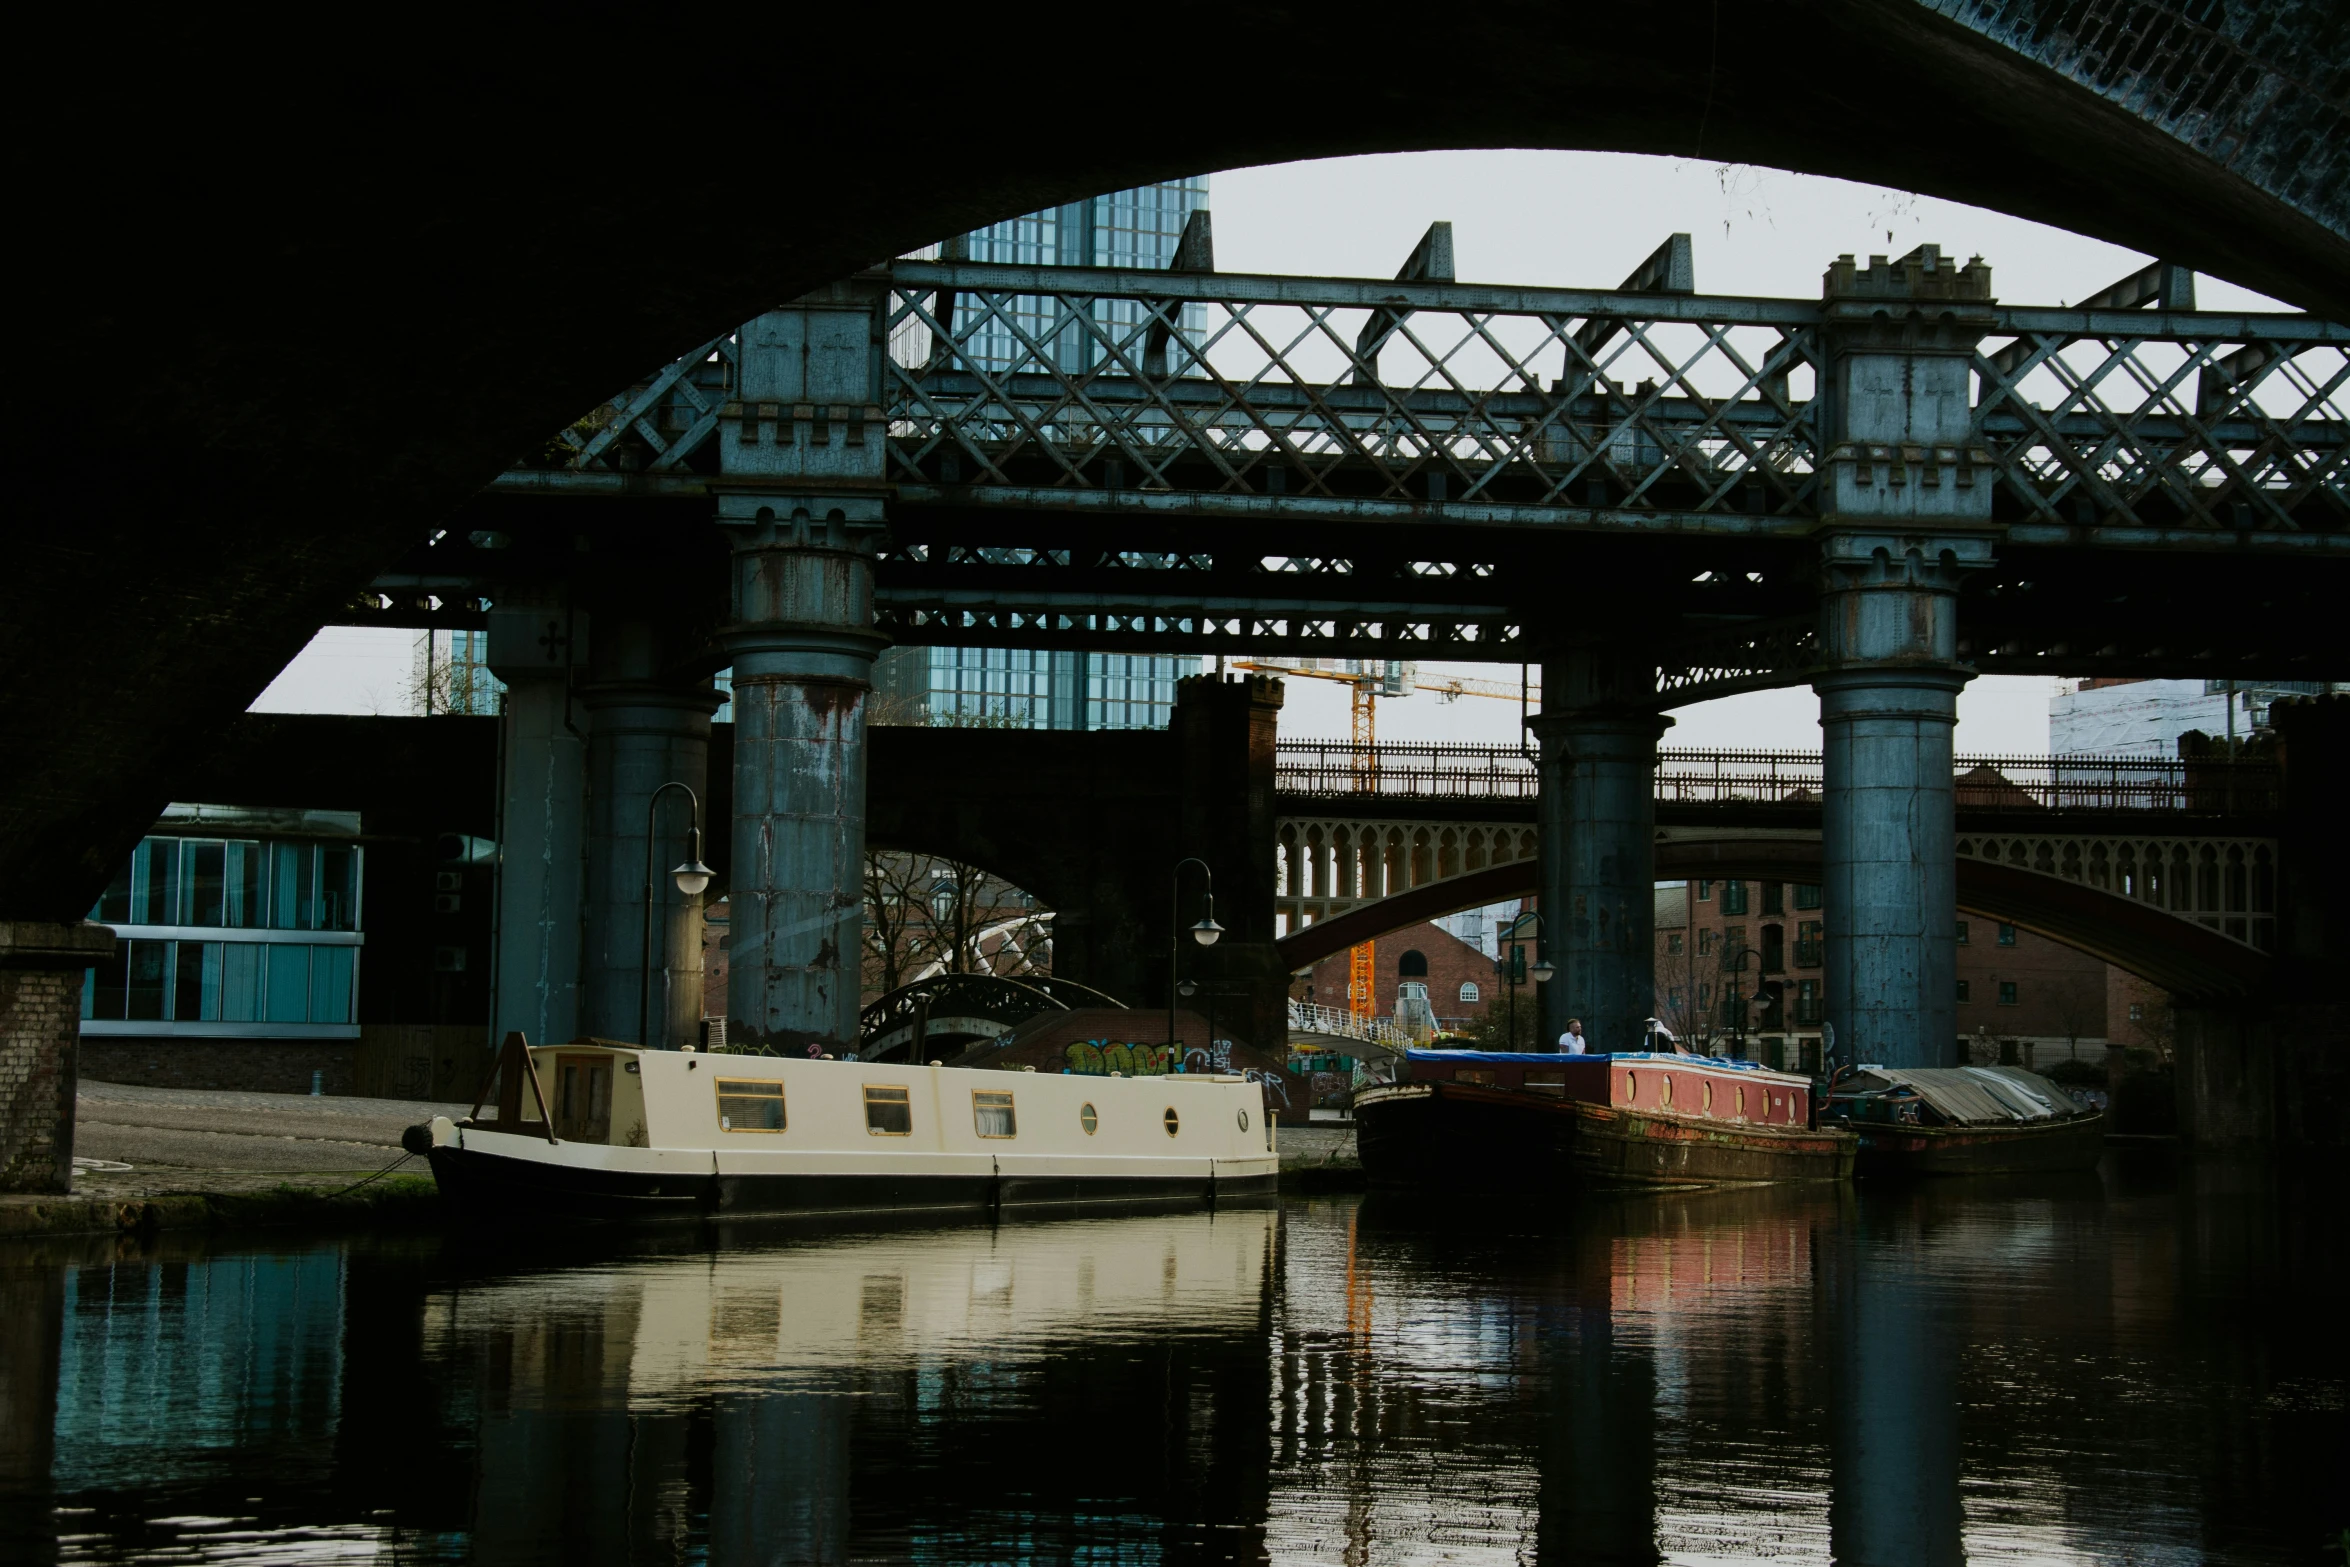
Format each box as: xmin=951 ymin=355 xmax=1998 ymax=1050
xmin=2 ymin=1156 xmax=2341 ymax=1565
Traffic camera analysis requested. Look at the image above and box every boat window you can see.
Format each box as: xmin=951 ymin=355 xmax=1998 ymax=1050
xmin=716 ymin=1077 xmax=786 ymax=1133
xmin=1238 ymin=1108 xmax=1250 ymax=1132
xmin=1079 ymin=1102 xmax=1098 ymax=1135
xmin=556 ymin=1055 xmax=612 ymax=1143
xmin=1702 ymin=1080 xmax=1714 ymax=1112
xmin=973 ymin=1089 xmax=1017 ymax=1138
xmin=1623 ymin=1071 xmax=1637 ymax=1104
xmin=1163 ymin=1106 xmax=1180 ymax=1137
xmin=1737 ymin=1084 xmax=1749 ymax=1119
xmin=1456 ymin=1069 xmax=1497 ymax=1085
xmin=864 ymin=1084 xmax=913 ymax=1136
xmin=1659 ymin=1075 xmax=1674 ymax=1108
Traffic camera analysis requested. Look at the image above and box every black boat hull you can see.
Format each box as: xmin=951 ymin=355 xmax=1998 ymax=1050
xmin=1851 ymin=1113 xmax=2106 ymax=1177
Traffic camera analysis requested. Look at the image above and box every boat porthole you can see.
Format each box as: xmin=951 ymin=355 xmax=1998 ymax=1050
xmin=1702 ymin=1081 xmax=1713 ymax=1112
xmin=1623 ymin=1071 xmax=1636 ymax=1104
xmin=1738 ymin=1085 xmax=1749 ymax=1119
xmin=1238 ymin=1108 xmax=1250 ymax=1132
xmin=1164 ymin=1106 xmax=1180 ymax=1137
xmin=1080 ymin=1103 xmax=1098 ymax=1135
xmin=1659 ymin=1075 xmax=1674 ymax=1108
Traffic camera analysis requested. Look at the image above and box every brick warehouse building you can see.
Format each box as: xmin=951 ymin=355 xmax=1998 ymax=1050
xmin=1289 ymin=919 xmax=1525 ymax=1039
xmin=1657 ymin=878 xmax=2112 ymax=1073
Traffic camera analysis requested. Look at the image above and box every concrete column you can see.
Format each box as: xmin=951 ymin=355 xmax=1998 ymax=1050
xmin=717 ymin=503 xmax=885 ymax=1053
xmin=580 ymin=623 xmax=720 ymax=1048
xmin=1812 ymin=246 xmax=1998 ymax=1071
xmin=488 ymin=604 xmax=588 ymax=1051
xmin=1532 ymin=651 xmax=1668 ymax=1055
xmin=0 ymin=921 xmax=114 ymax=1193
xmin=716 ymin=284 xmax=892 ymax=1056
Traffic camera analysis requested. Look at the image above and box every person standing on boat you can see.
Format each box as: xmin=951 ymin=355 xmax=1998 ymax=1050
xmin=1559 ymin=1019 xmax=1588 ymax=1054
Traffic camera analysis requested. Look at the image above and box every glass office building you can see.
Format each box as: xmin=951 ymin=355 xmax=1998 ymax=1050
xmin=83 ymin=805 xmax=365 ymax=1038
xmin=723 ymin=179 xmax=1211 ymax=733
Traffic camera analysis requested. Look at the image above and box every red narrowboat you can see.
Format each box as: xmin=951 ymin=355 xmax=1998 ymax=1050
xmin=1353 ymin=1050 xmax=1856 ymax=1191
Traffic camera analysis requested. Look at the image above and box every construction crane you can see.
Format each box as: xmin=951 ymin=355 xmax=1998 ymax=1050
xmin=1231 ymin=660 xmax=1544 ymax=761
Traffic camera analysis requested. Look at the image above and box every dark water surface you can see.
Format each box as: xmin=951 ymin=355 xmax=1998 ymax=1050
xmin=2 ymin=1155 xmax=2342 ymax=1565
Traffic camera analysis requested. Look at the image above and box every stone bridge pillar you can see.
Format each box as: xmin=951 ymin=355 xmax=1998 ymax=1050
xmin=580 ymin=619 xmax=720 ymax=1048
xmin=718 ymin=285 xmax=890 ymax=1054
xmin=1172 ymin=674 xmax=1288 ymax=1051
xmin=1813 ymin=247 xmax=1997 ymax=1071
xmin=1532 ymin=649 xmax=1669 ymax=1055
xmin=0 ymin=922 xmax=114 ymax=1193
xmin=487 ymin=597 xmax=589 ymax=1052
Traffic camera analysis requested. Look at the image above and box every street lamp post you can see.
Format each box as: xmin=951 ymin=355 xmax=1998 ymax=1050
xmin=641 ymin=782 xmax=714 ymax=1050
xmin=1168 ymin=857 xmax=1224 ymax=1059
xmin=1495 ymin=909 xmax=1556 ymax=1050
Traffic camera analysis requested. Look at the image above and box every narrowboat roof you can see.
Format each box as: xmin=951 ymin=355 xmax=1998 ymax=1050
xmin=1834 ymin=1065 xmax=2084 ymax=1124
xmin=1404 ymin=1049 xmax=1789 ymax=1071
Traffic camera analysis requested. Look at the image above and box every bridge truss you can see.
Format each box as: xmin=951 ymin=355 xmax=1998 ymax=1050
xmin=453 ymin=240 xmax=2350 ymax=702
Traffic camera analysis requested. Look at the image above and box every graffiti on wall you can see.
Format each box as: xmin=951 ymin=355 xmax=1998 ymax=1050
xmin=1063 ymin=1040 xmax=1180 ymax=1076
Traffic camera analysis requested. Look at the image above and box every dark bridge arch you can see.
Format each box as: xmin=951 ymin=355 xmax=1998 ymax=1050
xmin=1274 ymin=837 xmax=2271 ymax=999
xmin=15 ymin=3 xmax=2350 ymax=919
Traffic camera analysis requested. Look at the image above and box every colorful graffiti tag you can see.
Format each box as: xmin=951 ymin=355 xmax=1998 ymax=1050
xmin=1062 ymin=1040 xmax=1180 ymax=1076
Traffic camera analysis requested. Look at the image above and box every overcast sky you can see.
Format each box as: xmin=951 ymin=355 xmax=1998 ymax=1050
xmin=260 ymin=149 xmax=2285 ymax=753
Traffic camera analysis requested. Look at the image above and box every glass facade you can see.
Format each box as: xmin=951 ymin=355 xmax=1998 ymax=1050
xmin=872 ymin=646 xmax=1197 ymax=731
xmin=84 ymin=815 xmax=364 ymax=1036
xmin=950 ymin=180 xmax=1211 ymax=373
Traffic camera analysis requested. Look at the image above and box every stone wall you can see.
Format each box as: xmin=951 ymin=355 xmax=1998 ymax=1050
xmin=77 ymin=1039 xmax=358 ymax=1097
xmin=0 ymin=923 xmax=114 ymax=1193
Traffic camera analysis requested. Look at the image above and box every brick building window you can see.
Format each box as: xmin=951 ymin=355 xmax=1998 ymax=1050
xmin=1796 ymin=921 xmax=1822 ymax=967
xmin=1956 ymin=920 xmax=1969 ymax=944
xmin=1956 ymin=979 xmax=1971 ymax=1002
xmin=1999 ymin=981 xmax=2019 ymax=1005
xmin=1796 ymin=979 xmax=1821 ymax=1024
xmin=1399 ymin=950 xmax=1428 ymax=977
xmin=1794 ymin=883 xmax=1822 ymax=910
xmin=1699 ymin=929 xmax=1718 ymax=957
xmin=1696 ymin=880 xmax=1713 ymax=901
xmin=1760 ymin=925 xmax=1784 ymax=972
xmin=1762 ymin=883 xmax=1784 ymax=915
xmin=1459 ymin=982 xmax=1480 ymax=1003
xmin=1997 ymin=924 xmax=2018 ymax=947
xmin=1666 ymin=932 xmax=1684 ymax=955
xmin=2129 ymin=1002 xmax=2144 ymax=1021
xmin=1722 ymin=880 xmax=1749 ymax=915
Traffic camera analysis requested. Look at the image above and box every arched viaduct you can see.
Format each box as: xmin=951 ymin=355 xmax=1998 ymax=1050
xmin=1273 ymin=834 xmax=2273 ymax=1000
xmin=10 ymin=1 xmax=2350 ymax=924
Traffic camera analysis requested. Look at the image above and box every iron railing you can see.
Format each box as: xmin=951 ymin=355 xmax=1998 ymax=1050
xmin=1274 ymin=742 xmax=2280 ymax=814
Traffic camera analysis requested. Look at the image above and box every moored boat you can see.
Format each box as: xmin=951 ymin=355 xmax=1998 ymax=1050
xmin=1822 ymin=1064 xmax=2105 ymax=1176
xmin=1353 ymin=1049 xmax=1855 ymax=1191
xmin=405 ymin=1034 xmax=1277 ymax=1220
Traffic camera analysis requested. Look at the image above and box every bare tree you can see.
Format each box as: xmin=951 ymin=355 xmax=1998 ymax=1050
xmin=862 ymin=850 xmax=1053 ymax=1004
xmin=2046 ymin=972 xmax=2107 ymax=1062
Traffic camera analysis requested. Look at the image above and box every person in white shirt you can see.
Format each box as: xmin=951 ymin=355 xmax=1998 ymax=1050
xmin=1559 ymin=1018 xmax=1587 ymax=1054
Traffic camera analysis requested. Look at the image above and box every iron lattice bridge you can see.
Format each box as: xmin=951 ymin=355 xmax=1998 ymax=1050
xmin=486 ymin=245 xmax=2350 ymax=693
xmin=1272 ymin=744 xmax=2281 ymax=952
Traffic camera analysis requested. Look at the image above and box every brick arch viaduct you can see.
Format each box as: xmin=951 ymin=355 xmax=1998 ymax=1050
xmin=10 ymin=0 xmax=2350 ymax=927
xmin=1271 ymin=836 xmax=2273 ymax=1000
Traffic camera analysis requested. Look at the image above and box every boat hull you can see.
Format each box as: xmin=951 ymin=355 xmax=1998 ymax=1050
xmin=426 ymin=1141 xmax=1275 ymax=1222
xmin=1852 ymin=1112 xmax=2106 ymax=1177
xmin=1354 ymin=1081 xmax=1854 ymax=1190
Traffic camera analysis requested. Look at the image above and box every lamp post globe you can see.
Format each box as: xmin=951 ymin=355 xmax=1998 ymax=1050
xmin=1529 ymin=957 xmax=1556 ymax=984
xmin=672 ymin=860 xmax=713 ymax=898
xmin=1191 ymin=917 xmax=1225 ymax=947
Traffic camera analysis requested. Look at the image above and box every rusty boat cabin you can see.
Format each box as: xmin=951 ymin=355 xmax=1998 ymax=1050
xmin=1822 ymin=1064 xmax=2106 ymax=1176
xmin=1398 ymin=1049 xmax=1817 ymax=1127
xmin=1354 ymin=1048 xmax=1848 ymax=1191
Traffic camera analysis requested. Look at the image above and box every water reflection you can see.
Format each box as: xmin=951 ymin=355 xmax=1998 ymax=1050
xmin=0 ymin=1158 xmax=2340 ymax=1564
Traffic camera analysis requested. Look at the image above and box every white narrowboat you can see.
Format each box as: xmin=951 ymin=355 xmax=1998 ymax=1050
xmin=404 ymin=1035 xmax=1279 ymax=1219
